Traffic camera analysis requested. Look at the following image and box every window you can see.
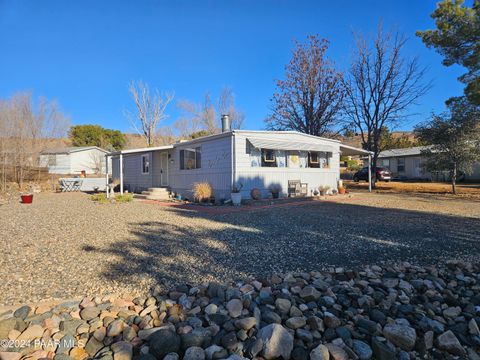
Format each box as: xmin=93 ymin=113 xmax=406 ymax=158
xmin=141 ymin=154 xmax=150 ymax=174
xmin=48 ymin=155 xmax=56 ymax=166
xmin=308 ymin=151 xmax=330 ymax=168
xmin=380 ymin=159 xmax=390 ymax=170
xmin=261 ymin=149 xmax=276 ymax=167
xmin=180 ymin=147 xmax=201 ymax=170
xmin=308 ymin=152 xmax=320 ymax=168
xmin=397 ymin=158 xmax=405 ymax=172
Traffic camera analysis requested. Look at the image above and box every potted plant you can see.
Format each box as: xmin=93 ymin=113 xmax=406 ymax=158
xmin=20 ymin=185 xmax=34 ymax=204
xmin=20 ymin=192 xmax=34 ymax=204
xmin=338 ymin=184 xmax=347 ymax=195
xmin=231 ymin=183 xmax=243 ymax=206
xmin=318 ymin=185 xmax=330 ymax=196
xmin=269 ymin=185 xmax=281 ymax=199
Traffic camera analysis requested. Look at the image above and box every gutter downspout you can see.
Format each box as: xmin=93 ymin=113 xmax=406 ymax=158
xmin=231 ymin=132 xmax=235 ymax=196
xmin=120 ymin=153 xmax=124 ymax=195
xmin=105 ymin=154 xmax=109 ymax=198
xmin=368 ymin=153 xmax=372 ymax=193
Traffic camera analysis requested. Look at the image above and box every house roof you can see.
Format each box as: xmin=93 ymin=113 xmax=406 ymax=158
xmin=41 ymin=146 xmax=109 ymax=155
xmin=378 ymin=146 xmax=432 ymax=158
xmin=109 ymin=145 xmax=174 ymax=156
xmin=108 ymin=130 xmax=368 ymax=156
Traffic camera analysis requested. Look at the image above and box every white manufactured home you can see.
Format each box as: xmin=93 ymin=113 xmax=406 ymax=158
xmin=40 ymin=146 xmax=109 ymax=175
xmin=378 ymin=146 xmax=480 ymax=181
xmin=109 ymin=125 xmax=368 ymax=201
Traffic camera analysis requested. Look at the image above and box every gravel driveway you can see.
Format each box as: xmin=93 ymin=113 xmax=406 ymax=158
xmin=1 ymin=192 xmax=479 ymax=306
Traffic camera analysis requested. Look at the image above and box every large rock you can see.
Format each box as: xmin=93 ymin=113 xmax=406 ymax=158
xmin=0 ymin=318 xmax=17 ymax=339
xmin=436 ymin=330 xmax=466 ymax=356
xmin=226 ymin=299 xmax=243 ymax=318
xmin=79 ymin=307 xmax=100 ymax=321
xmin=184 ymin=347 xmax=206 ymax=360
xmin=286 ymin=317 xmax=306 ymax=329
xmin=257 ymin=324 xmax=293 ymax=359
xmin=0 ymin=353 xmax=21 ymax=360
xmin=106 ymin=319 xmax=124 ymax=337
xmin=17 ymin=324 xmax=44 ymax=340
xmin=299 ymin=286 xmax=321 ymax=302
xmin=325 ymin=344 xmax=348 ymax=360
xmin=111 ymin=341 xmax=133 ymax=360
xmin=275 ymin=298 xmax=291 ymax=314
xmin=13 ymin=306 xmax=31 ymax=320
xmin=234 ymin=317 xmax=256 ymax=330
xmin=383 ymin=323 xmax=416 ymax=351
xmin=148 ymin=328 xmax=181 ymax=359
xmin=309 ymin=344 xmax=329 ymax=360
xmin=352 ymin=340 xmax=373 ymax=360
xmin=84 ymin=336 xmax=104 ymax=357
xmin=324 ymin=312 xmax=341 ymax=328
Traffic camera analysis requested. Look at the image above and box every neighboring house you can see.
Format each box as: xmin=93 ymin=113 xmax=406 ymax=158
xmin=109 ymin=123 xmax=368 ymax=200
xmin=39 ymin=146 xmax=109 ymax=175
xmin=377 ymin=146 xmax=480 ymax=181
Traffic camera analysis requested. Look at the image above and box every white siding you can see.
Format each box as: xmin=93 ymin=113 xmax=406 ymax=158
xmin=39 ymin=154 xmax=71 ymax=174
xmin=119 ymin=152 xmax=155 ymax=193
xmin=69 ymin=149 xmax=108 ymax=175
xmin=169 ymin=135 xmax=233 ymax=200
xmin=233 ymin=132 xmax=341 ymax=198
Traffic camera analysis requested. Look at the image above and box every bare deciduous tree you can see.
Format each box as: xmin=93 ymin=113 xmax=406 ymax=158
xmin=343 ymin=26 xmax=431 ymax=185
xmin=127 ymin=81 xmax=174 ymax=147
xmin=218 ymin=87 xmax=245 ymax=130
xmin=0 ymin=92 xmax=70 ymax=191
xmin=175 ymin=93 xmax=216 ymax=136
xmin=266 ymin=35 xmax=345 ymax=136
xmin=175 ymin=87 xmax=245 ymax=138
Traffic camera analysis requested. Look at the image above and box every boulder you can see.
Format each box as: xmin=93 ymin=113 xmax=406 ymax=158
xmin=383 ymin=323 xmax=416 ymax=351
xmin=258 ymin=323 xmax=293 ymax=359
xmin=148 ymin=328 xmax=181 ymax=359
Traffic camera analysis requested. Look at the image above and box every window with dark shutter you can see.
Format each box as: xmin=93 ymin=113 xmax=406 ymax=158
xmin=180 ymin=150 xmax=185 ymax=170
xmin=180 ymin=147 xmax=201 ymax=170
xmin=195 ymin=147 xmax=201 ymax=169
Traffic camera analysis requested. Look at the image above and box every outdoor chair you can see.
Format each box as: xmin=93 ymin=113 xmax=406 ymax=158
xmin=288 ymin=180 xmax=308 ymax=197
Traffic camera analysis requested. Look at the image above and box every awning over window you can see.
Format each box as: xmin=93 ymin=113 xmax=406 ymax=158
xmin=247 ymin=138 xmax=334 ymax=152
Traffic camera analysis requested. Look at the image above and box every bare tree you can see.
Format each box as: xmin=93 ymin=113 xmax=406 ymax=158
xmin=0 ymin=92 xmax=70 ymax=191
xmin=175 ymin=87 xmax=245 ymax=138
xmin=218 ymin=87 xmax=245 ymax=130
xmin=266 ymin=35 xmax=345 ymax=136
xmin=175 ymin=93 xmax=216 ymax=136
xmin=343 ymin=26 xmax=430 ymax=184
xmin=127 ymin=81 xmax=174 ymax=147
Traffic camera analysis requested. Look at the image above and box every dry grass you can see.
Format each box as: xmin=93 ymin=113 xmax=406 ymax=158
xmin=193 ymin=182 xmax=213 ymax=202
xmin=347 ymin=180 xmax=480 ymax=199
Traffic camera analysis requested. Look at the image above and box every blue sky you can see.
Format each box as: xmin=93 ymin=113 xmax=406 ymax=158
xmin=0 ymin=0 xmax=466 ymax=133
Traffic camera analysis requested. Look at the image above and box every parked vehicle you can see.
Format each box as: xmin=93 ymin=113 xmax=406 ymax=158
xmin=353 ymin=167 xmax=392 ymax=182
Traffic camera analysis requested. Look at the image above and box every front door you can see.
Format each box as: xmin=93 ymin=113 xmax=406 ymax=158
xmin=153 ymin=152 xmax=169 ymax=187
xmin=160 ymin=152 xmax=168 ymax=186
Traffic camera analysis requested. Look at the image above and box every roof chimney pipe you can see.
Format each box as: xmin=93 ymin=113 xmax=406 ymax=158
xmin=221 ymin=114 xmax=231 ymax=133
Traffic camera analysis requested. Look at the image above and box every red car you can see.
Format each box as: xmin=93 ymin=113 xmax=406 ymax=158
xmin=353 ymin=167 xmax=392 ymax=182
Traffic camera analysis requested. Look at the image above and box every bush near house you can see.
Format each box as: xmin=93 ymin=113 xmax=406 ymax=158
xmin=193 ymin=182 xmax=213 ymax=202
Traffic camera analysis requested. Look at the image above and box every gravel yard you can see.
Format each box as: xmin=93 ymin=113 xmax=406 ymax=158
xmin=1 ymin=192 xmax=479 ymax=306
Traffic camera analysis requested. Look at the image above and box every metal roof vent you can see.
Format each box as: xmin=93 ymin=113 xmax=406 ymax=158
xmin=221 ymin=114 xmax=231 ymax=133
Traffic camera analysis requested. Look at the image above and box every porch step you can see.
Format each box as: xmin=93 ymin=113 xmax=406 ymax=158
xmin=147 ymin=187 xmax=169 ymax=193
xmin=135 ymin=187 xmax=171 ymax=201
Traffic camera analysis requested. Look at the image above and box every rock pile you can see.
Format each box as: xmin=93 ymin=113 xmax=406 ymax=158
xmin=0 ymin=260 xmax=479 ymax=360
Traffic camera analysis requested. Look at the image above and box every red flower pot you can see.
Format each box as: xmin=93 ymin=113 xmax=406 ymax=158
xmin=21 ymin=194 xmax=33 ymax=204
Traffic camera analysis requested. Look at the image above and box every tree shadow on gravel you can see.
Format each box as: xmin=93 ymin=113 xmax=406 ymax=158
xmin=92 ymin=201 xmax=480 ymax=288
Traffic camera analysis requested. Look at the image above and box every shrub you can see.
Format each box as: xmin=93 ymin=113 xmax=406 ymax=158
xmin=115 ymin=193 xmax=133 ymax=203
xmin=250 ymin=188 xmax=261 ymax=200
xmin=91 ymin=193 xmax=108 ymax=203
xmin=193 ymin=182 xmax=213 ymax=202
